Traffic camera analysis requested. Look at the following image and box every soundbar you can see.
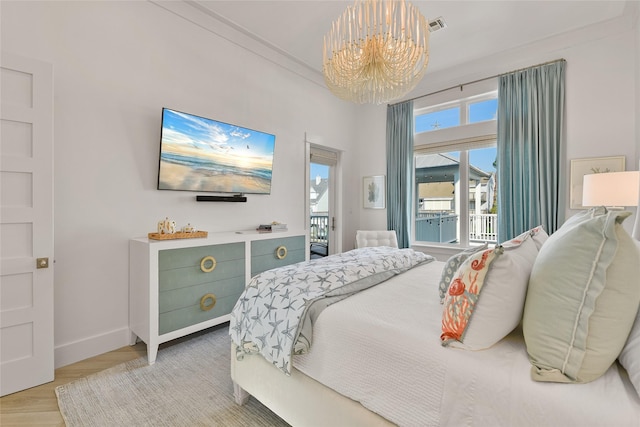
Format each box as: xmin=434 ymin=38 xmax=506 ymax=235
xmin=196 ymin=195 xmax=247 ymax=202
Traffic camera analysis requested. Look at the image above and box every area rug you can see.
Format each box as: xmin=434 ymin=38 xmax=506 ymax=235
xmin=55 ymin=325 xmax=289 ymax=426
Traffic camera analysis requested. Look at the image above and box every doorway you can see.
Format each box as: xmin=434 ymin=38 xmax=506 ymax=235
xmin=309 ymin=145 xmax=339 ymax=258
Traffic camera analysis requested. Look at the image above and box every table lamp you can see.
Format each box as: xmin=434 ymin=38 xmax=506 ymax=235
xmin=583 ymin=171 xmax=640 ymax=209
xmin=583 ymin=170 xmax=640 ymax=239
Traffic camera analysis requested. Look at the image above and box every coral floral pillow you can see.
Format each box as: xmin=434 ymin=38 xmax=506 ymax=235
xmin=441 ymin=248 xmax=498 ymax=346
xmin=438 ymin=243 xmax=489 ymax=304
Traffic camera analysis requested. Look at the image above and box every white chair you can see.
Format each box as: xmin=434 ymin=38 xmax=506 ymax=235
xmin=355 ymin=230 xmax=399 ymax=249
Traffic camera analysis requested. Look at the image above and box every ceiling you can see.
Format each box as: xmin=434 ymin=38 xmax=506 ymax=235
xmin=180 ymin=0 xmax=633 ymax=98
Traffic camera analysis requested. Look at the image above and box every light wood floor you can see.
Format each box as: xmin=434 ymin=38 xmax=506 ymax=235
xmin=0 ymin=342 xmax=147 ymax=426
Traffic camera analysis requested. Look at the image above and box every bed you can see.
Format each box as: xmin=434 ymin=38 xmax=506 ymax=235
xmin=229 ymin=210 xmax=640 ymax=426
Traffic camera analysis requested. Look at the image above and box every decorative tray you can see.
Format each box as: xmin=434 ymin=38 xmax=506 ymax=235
xmin=148 ymin=231 xmax=208 ymax=240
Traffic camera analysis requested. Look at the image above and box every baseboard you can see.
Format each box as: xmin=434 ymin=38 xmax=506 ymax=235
xmin=54 ymin=327 xmax=132 ymax=369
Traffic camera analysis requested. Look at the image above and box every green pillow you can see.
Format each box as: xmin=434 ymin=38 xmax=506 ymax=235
xmin=523 ymin=207 xmax=640 ymax=383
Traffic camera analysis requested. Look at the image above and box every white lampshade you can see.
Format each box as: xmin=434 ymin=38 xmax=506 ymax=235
xmin=582 ymin=171 xmax=640 ymax=208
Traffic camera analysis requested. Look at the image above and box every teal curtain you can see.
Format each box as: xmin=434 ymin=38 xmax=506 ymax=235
xmin=386 ymin=100 xmax=414 ymax=248
xmin=497 ymin=60 xmax=566 ymax=242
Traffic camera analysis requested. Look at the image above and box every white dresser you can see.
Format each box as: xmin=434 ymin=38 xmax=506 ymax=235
xmin=129 ymin=230 xmax=306 ymax=364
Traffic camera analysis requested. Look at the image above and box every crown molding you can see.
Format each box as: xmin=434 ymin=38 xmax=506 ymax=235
xmin=148 ymin=0 xmax=326 ymax=89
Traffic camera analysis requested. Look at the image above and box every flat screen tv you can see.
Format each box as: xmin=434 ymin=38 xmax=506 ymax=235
xmin=157 ymin=108 xmax=276 ymax=195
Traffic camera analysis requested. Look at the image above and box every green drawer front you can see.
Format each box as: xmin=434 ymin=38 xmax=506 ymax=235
xmin=159 ymin=276 xmax=245 ymax=313
xmin=251 ymin=236 xmax=306 ymax=277
xmin=158 ymin=242 xmax=245 ymax=270
xmin=159 ymin=258 xmax=244 ymax=292
xmin=251 ymin=236 xmax=305 ymax=256
xmin=158 ymin=290 xmax=241 ymax=335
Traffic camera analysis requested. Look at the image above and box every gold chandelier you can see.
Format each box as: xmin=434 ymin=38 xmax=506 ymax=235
xmin=322 ymin=0 xmax=430 ymax=104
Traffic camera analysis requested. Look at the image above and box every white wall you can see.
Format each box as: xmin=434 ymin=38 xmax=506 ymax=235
xmin=351 ymin=105 xmax=387 ymax=236
xmin=1 ymin=1 xmax=357 ymax=367
xmin=636 ymin=7 xmax=640 ymax=163
xmin=352 ymin=10 xmax=639 ymax=246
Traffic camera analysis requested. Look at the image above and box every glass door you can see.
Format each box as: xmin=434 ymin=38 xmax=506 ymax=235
xmin=309 ymin=146 xmax=337 ymax=258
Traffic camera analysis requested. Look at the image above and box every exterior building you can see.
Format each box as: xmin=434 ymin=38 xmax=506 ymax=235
xmin=416 ymin=154 xmax=497 ymax=243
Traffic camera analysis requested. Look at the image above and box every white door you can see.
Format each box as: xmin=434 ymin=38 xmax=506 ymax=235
xmin=0 ymin=52 xmax=54 ymax=396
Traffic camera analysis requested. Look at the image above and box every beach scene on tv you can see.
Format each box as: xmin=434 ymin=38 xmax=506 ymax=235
xmin=158 ymin=109 xmax=275 ymax=194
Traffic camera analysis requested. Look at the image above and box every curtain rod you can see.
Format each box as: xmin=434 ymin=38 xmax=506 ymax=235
xmin=389 ymin=58 xmax=566 ymax=106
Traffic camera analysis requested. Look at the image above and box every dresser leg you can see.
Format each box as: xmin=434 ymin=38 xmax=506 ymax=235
xmin=129 ymin=330 xmax=138 ymax=346
xmin=148 ymin=344 xmax=158 ymax=365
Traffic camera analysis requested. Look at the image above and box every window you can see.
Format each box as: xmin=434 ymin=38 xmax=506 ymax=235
xmin=415 ymin=106 xmax=460 ymax=131
xmin=413 ymin=91 xmax=498 ymax=247
xmin=415 ymin=92 xmax=497 ymax=134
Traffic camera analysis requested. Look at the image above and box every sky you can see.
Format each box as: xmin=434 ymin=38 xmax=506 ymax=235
xmin=311 ymin=163 xmax=329 ymax=180
xmin=469 ymin=148 xmax=496 ymax=174
xmin=162 ymin=108 xmax=275 ymax=159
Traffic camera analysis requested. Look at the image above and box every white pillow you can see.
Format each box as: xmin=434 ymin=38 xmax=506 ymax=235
xmin=530 ymin=225 xmax=549 ymax=250
xmin=442 ymin=227 xmax=544 ymax=350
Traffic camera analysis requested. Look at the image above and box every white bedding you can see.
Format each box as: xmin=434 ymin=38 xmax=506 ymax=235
xmin=292 ymin=261 xmax=640 ymax=426
xmin=230 ymin=247 xmax=432 ymax=374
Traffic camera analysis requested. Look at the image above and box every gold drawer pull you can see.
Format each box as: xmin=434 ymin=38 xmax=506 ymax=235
xmin=275 ymin=245 xmax=287 ymax=260
xmin=200 ymin=293 xmax=217 ymax=311
xmin=200 ymin=255 xmax=217 ymax=273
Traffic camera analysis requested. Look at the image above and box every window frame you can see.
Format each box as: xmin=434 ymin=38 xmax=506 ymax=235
xmin=415 ymin=91 xmax=497 ymax=135
xmin=412 ymin=87 xmax=498 ymax=250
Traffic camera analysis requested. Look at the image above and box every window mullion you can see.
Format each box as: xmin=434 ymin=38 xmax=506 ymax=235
xmin=459 ymin=151 xmax=470 ymax=246
xmin=461 ymin=101 xmax=468 ymax=125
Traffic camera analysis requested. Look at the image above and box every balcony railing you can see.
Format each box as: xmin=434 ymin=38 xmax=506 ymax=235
xmin=415 ymin=212 xmax=458 ymax=243
xmin=310 ymin=214 xmax=329 ymax=244
xmin=414 ymin=211 xmax=497 ymax=244
xmin=469 ymin=213 xmax=497 ymax=243
xmin=309 ymin=212 xmax=497 ymax=248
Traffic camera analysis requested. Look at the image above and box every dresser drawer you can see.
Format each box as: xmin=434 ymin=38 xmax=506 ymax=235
xmin=159 ymin=258 xmax=244 ymax=292
xmin=158 ymin=242 xmax=245 ymax=270
xmin=158 ymin=242 xmax=245 ymax=292
xmin=158 ymin=286 xmax=241 ymax=335
xmin=251 ymin=236 xmax=306 ymax=277
xmin=159 ymin=276 xmax=245 ymax=313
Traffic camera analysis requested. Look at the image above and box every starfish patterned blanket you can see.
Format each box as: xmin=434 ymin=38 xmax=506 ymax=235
xmin=229 ymin=246 xmax=434 ymax=374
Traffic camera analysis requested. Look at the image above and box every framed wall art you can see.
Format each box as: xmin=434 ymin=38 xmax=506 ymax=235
xmin=363 ymin=175 xmax=385 ymax=209
xmin=569 ymin=156 xmax=625 ymax=209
